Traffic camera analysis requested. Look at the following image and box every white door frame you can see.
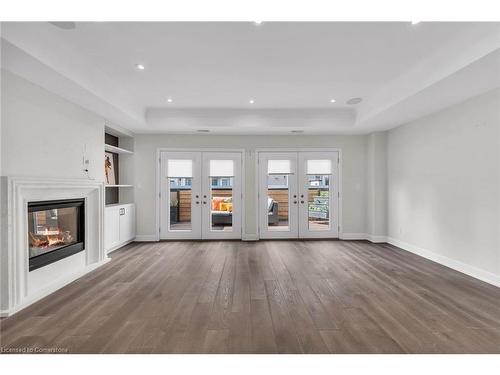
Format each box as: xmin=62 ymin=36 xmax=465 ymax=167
xmin=156 ymin=148 xmax=245 ymax=241
xmin=255 ymin=148 xmax=343 ymax=240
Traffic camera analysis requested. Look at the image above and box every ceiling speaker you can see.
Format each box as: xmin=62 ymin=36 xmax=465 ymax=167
xmin=49 ymin=22 xmax=76 ymax=30
xmin=346 ymin=97 xmax=363 ymax=105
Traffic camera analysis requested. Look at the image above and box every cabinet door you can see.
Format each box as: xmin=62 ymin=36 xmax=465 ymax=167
xmin=104 ymin=207 xmax=120 ymax=250
xmin=119 ymin=205 xmax=136 ymax=242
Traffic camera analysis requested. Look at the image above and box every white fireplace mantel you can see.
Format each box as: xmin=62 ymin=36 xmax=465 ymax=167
xmin=0 ymin=176 xmax=108 ymax=317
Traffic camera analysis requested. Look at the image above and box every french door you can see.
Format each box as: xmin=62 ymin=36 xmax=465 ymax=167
xmin=160 ymin=151 xmax=242 ymax=239
xmin=258 ymin=151 xmax=339 ymax=239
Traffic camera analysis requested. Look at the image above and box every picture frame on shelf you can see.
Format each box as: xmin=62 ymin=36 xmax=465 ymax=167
xmin=104 ymin=152 xmax=116 ymax=185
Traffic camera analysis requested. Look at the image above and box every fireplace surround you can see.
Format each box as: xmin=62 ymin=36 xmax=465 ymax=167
xmin=1 ymin=177 xmax=107 ymax=317
xmin=28 ymin=199 xmax=85 ymax=271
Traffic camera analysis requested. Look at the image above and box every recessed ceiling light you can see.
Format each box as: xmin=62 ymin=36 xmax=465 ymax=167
xmin=135 ymin=64 xmax=145 ymax=71
xmin=346 ymin=97 xmax=363 ymax=105
xmin=254 ymin=21 xmax=263 ymax=25
xmin=249 ymin=99 xmax=255 ymax=104
xmin=330 ymin=99 xmax=336 ymax=103
xmin=291 ymin=130 xmax=304 ymax=133
xmin=196 ymin=129 xmax=210 ymax=133
xmin=411 ymin=21 xmax=421 ymax=25
xmin=167 ymin=98 xmax=173 ymax=103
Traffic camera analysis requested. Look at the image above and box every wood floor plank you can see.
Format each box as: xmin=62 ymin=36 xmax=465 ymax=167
xmin=202 ymin=329 xmax=229 ymax=353
xmin=263 ymin=279 xmax=303 ymax=353
xmin=340 ymin=307 xmax=406 ymax=354
xmin=248 ymin=244 xmax=267 ymax=300
xmin=1 ymin=239 xmax=499 ymax=353
xmin=250 ymin=299 xmax=278 ymax=353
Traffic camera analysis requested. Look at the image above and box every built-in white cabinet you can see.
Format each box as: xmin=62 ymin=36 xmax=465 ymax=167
xmin=105 ymin=203 xmax=135 ymax=253
xmin=119 ymin=204 xmax=136 ymax=242
xmin=104 ymin=206 xmax=120 ymax=250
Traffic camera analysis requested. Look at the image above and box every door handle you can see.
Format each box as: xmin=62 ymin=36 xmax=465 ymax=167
xmin=195 ymin=201 xmax=200 ymax=204
xmin=300 ymin=194 xmax=304 ymax=198
xmin=293 ymin=201 xmax=298 ymax=204
xmin=195 ymin=195 xmax=199 ymax=198
xmin=203 ymin=201 xmax=207 ymax=204
xmin=293 ymin=194 xmax=297 ymax=198
xmin=300 ymin=200 xmax=305 ymax=204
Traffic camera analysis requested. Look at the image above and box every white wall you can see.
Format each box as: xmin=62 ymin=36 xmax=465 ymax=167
xmin=1 ymin=70 xmax=108 ymax=314
xmin=1 ymin=70 xmax=104 ymax=181
xmin=366 ymin=132 xmax=387 ymax=240
xmin=387 ymin=89 xmax=500 ymax=281
xmin=133 ymin=134 xmax=370 ymax=239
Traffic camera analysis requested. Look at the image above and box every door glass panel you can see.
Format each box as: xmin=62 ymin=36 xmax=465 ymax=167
xmin=267 ymin=173 xmax=290 ymax=231
xmin=267 ymin=159 xmax=292 ymax=231
xmin=307 ymin=175 xmax=330 ymax=230
xmin=169 ymin=177 xmax=192 ymax=231
xmin=210 ymin=160 xmax=234 ymax=232
xmin=167 ymin=159 xmax=194 ymax=231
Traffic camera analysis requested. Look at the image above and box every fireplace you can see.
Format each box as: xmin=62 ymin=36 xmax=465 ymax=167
xmin=28 ymin=199 xmax=85 ymax=271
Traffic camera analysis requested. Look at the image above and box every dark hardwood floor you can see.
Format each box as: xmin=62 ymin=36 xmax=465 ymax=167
xmin=1 ymin=240 xmax=500 ymax=353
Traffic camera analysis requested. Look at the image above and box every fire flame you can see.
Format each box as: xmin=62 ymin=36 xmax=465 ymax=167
xmin=29 ymin=228 xmax=67 ymax=249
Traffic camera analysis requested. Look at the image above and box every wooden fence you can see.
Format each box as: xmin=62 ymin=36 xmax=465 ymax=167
xmin=176 ymin=189 xmax=232 ymax=222
xmin=175 ymin=188 xmax=326 ymax=222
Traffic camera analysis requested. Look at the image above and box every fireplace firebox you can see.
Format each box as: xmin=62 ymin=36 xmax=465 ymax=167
xmin=28 ymin=199 xmax=85 ymax=271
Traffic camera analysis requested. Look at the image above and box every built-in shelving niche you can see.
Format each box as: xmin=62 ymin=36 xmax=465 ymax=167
xmin=104 ymin=128 xmax=134 ymax=206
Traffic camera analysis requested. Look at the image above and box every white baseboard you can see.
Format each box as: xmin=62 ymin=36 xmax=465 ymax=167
xmin=242 ymin=233 xmax=259 ymax=241
xmin=1 ymin=258 xmax=111 ymax=317
xmin=135 ymin=234 xmax=259 ymax=241
xmin=387 ymin=237 xmax=500 ymax=288
xmin=134 ymin=234 xmax=159 ymax=242
xmin=106 ymin=239 xmax=134 ymax=254
xmin=340 ymin=233 xmax=388 ymax=242
xmin=365 ymin=234 xmax=388 ymax=243
xmin=339 ymin=232 xmax=368 ymax=240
